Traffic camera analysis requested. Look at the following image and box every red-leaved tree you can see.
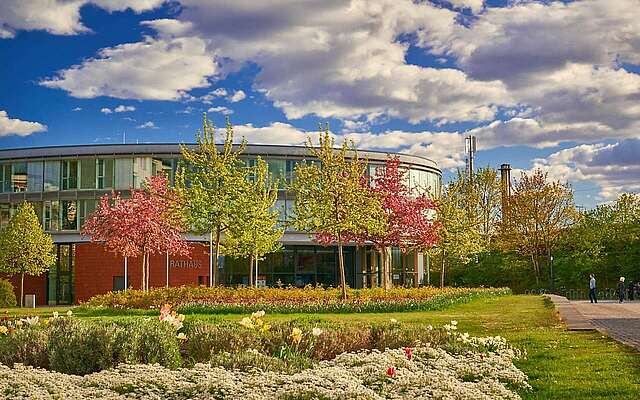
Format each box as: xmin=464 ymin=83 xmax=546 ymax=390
xmin=323 ymin=156 xmax=440 ymax=288
xmin=82 ymin=175 xmax=189 ymax=291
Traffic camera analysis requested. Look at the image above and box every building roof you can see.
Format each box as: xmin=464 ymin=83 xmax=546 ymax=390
xmin=0 ymin=143 xmax=440 ymax=172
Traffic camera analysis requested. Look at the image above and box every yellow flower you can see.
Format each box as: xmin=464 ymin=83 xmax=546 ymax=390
xmin=0 ymin=326 xmax=7 ymax=335
xmin=290 ymin=327 xmax=303 ymax=343
xmin=390 ymin=318 xmax=398 ymax=324
xmin=260 ymin=323 xmax=271 ymax=333
xmin=251 ymin=310 xmax=265 ymax=319
xmin=52 ymin=311 xmax=59 ymax=318
xmin=66 ymin=310 xmax=73 ymax=317
xmin=176 ymin=332 xmax=187 ymax=341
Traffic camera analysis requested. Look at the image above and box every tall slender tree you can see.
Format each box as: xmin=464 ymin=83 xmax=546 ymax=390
xmin=0 ymin=202 xmax=56 ymax=307
xmin=291 ymin=128 xmax=384 ymax=299
xmin=82 ymin=175 xmax=188 ymax=291
xmin=224 ymin=157 xmax=283 ymax=286
xmin=174 ymin=116 xmax=251 ymax=286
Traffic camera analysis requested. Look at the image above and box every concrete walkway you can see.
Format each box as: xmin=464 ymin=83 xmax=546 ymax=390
xmin=546 ymin=294 xmax=640 ymax=351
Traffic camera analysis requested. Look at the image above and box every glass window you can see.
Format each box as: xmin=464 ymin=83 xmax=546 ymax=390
xmin=44 ymin=201 xmax=59 ymax=231
xmin=78 ymin=199 xmax=98 ymax=230
xmin=0 ymin=203 xmax=10 ymax=228
xmin=115 ymin=158 xmax=133 ymax=189
xmin=11 ymin=162 xmax=27 ymax=192
xmin=96 ymin=159 xmax=114 ymax=189
xmin=267 ymin=158 xmax=286 ymax=188
xmin=44 ymin=161 xmax=60 ymax=192
xmin=80 ymin=159 xmax=96 ymax=189
xmin=133 ymin=157 xmax=151 ymax=188
xmin=26 ymin=162 xmax=43 ymax=192
xmin=61 ymin=160 xmax=78 ymax=190
xmin=0 ymin=164 xmax=10 ymax=192
xmin=31 ymin=201 xmax=43 ymax=227
xmin=61 ymin=200 xmax=78 ymax=230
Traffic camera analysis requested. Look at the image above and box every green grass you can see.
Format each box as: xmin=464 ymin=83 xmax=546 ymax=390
xmin=6 ymin=295 xmax=640 ymax=399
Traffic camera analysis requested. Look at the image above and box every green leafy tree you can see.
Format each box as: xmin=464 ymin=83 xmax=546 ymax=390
xmin=291 ymin=128 xmax=385 ymax=299
xmin=174 ymin=115 xmax=251 ymax=286
xmin=472 ymin=167 xmax=502 ymax=248
xmin=498 ymin=169 xmax=577 ymax=287
xmin=0 ymin=203 xmax=56 ymax=307
xmin=432 ymin=174 xmax=484 ymax=287
xmin=224 ymin=157 xmax=283 ymax=286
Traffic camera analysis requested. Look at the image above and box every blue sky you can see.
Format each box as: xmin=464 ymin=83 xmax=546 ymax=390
xmin=1 ymin=0 xmax=639 ymax=208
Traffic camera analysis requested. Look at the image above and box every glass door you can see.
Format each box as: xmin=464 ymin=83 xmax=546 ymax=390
xmin=48 ymin=244 xmax=74 ymax=305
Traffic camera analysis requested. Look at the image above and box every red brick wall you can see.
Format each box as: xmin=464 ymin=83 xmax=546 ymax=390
xmin=74 ymin=242 xmax=210 ymax=303
xmin=1 ymin=273 xmax=48 ymax=306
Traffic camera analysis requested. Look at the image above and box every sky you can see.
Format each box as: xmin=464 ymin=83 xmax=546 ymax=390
xmin=0 ymin=0 xmax=639 ymax=208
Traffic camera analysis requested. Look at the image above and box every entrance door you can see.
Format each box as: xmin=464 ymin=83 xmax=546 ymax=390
xmin=48 ymin=244 xmax=74 ymax=305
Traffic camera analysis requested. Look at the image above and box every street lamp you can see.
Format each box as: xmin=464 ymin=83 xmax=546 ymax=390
xmin=550 ymin=255 xmax=554 ymax=293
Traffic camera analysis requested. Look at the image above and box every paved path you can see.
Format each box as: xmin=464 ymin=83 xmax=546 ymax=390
xmin=546 ymin=295 xmax=640 ymax=350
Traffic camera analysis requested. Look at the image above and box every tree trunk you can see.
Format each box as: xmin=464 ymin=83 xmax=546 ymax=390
xmin=20 ymin=272 xmax=24 ymax=308
xmin=531 ymin=253 xmax=540 ymax=285
xmin=141 ymin=253 xmax=146 ymax=291
xmin=146 ymin=255 xmax=151 ymax=292
xmin=384 ymin=247 xmax=393 ymax=289
xmin=337 ymin=236 xmax=347 ymax=300
xmin=248 ymin=254 xmax=254 ymax=287
xmin=440 ymin=249 xmax=446 ymax=288
xmin=213 ymin=227 xmax=221 ymax=287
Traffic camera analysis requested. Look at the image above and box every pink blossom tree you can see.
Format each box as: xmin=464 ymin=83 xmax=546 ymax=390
xmin=330 ymin=156 xmax=440 ymax=288
xmin=82 ymin=175 xmax=189 ymax=291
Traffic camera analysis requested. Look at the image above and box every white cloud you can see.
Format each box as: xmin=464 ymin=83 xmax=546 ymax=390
xmin=100 ymin=108 xmax=112 ymax=114
xmin=41 ymin=36 xmax=218 ymax=100
xmin=0 ymin=110 xmax=47 ymax=137
xmin=0 ymin=0 xmax=163 ymax=38
xmin=72 ymin=107 xmax=82 ymax=111
xmin=207 ymin=106 xmax=233 ymax=115
xmin=200 ymin=88 xmax=227 ymax=104
xmin=527 ymin=140 xmax=640 ymax=202
xmin=114 ymin=105 xmax=136 ymax=113
xmin=228 ymin=90 xmax=246 ymax=102
xmin=447 ymin=0 xmax=484 ymax=13
xmin=231 ymin=122 xmax=466 ymax=170
xmin=136 ymin=121 xmax=157 ymax=129
xmin=139 ymin=0 xmax=510 ymax=123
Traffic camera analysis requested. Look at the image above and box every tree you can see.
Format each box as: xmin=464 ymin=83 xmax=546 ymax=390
xmin=471 ymin=167 xmax=502 ymax=248
xmin=0 ymin=202 xmax=56 ymax=307
xmin=345 ymin=156 xmax=440 ymax=288
xmin=174 ymin=116 xmax=251 ymax=286
xmin=224 ymin=157 xmax=283 ymax=286
xmin=433 ymin=174 xmax=484 ymax=287
xmin=498 ymin=169 xmax=576 ymax=286
xmin=82 ymin=175 xmax=188 ymax=291
xmin=291 ymin=128 xmax=385 ymax=299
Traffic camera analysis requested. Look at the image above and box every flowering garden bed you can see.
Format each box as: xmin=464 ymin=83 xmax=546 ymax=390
xmin=83 ymin=286 xmax=511 ymax=314
xmin=0 ymin=307 xmax=529 ymax=399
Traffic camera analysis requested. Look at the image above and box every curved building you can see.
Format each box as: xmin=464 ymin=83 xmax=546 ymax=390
xmin=0 ymin=144 xmax=441 ymax=304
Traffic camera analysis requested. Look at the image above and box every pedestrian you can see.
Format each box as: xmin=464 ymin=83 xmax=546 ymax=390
xmin=589 ymin=274 xmax=597 ymax=303
xmin=618 ymin=277 xmax=625 ymax=303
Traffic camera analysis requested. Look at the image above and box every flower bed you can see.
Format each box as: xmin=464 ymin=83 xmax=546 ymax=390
xmin=0 ymin=344 xmax=529 ymax=399
xmin=83 ymin=286 xmax=511 ymax=314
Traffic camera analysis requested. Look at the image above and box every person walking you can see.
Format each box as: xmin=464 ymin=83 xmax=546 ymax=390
xmin=589 ymin=274 xmax=597 ymax=303
xmin=618 ymin=277 xmax=625 ymax=303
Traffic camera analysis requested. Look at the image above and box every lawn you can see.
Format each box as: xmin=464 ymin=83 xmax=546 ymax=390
xmin=7 ymin=295 xmax=640 ymax=399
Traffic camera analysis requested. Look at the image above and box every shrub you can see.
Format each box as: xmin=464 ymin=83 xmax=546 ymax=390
xmin=0 ymin=326 xmax=48 ymax=369
xmin=47 ymin=318 xmax=115 ymax=375
xmin=84 ymin=286 xmax=511 ymax=314
xmin=112 ymin=319 xmax=182 ymax=368
xmin=0 ymin=280 xmax=16 ymax=308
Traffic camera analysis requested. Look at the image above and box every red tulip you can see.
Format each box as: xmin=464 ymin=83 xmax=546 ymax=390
xmin=404 ymin=347 xmax=413 ymax=360
xmin=386 ymin=366 xmax=396 ymax=377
